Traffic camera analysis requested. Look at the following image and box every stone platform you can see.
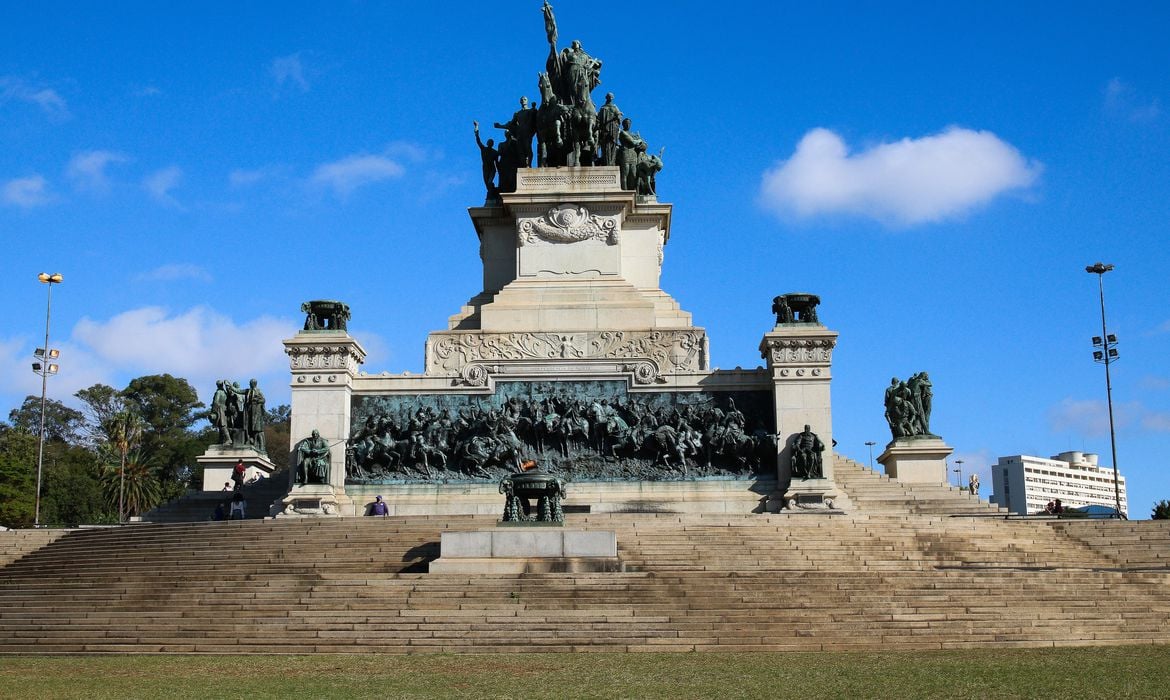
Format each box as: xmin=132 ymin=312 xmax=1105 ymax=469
xmin=429 ymin=528 xmax=621 ymax=574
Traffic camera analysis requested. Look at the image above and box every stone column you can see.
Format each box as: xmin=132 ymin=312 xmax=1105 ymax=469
xmin=760 ymin=324 xmax=841 ymax=509
xmin=281 ymin=331 xmax=366 ymax=516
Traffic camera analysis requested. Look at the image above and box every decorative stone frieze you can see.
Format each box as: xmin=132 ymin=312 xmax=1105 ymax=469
xmin=760 ymin=336 xmax=837 ymax=365
xmin=285 ymin=340 xmax=366 ymax=376
xmin=427 ymin=329 xmax=707 ymax=376
xmin=515 ymin=167 xmax=621 ymax=193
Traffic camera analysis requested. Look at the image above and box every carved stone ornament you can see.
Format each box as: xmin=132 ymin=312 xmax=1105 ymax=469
xmin=286 ymin=344 xmax=365 ymax=374
xmin=761 ymin=336 xmax=837 ymax=365
xmin=517 ymin=204 xmax=618 ymax=246
xmin=625 ymin=361 xmax=661 ymax=385
xmin=428 ymin=330 xmax=705 ymax=376
xmin=461 ymin=363 xmax=489 ymax=387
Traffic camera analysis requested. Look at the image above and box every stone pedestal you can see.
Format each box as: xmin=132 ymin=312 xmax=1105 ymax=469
xmin=283 ymin=330 xmax=366 ymax=515
xmin=760 ymin=323 xmax=841 ymax=506
xmin=431 ymin=167 xmax=706 ymax=384
xmin=429 ymin=528 xmax=621 ymax=574
xmin=878 ymin=437 xmax=953 ymax=484
xmin=197 ymin=446 xmax=276 ymax=492
xmin=277 ymin=484 xmax=340 ymax=518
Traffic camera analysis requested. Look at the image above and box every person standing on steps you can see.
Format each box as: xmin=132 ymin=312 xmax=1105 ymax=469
xmin=232 ymin=460 xmax=246 ymax=492
xmin=230 ymin=491 xmax=246 ymax=520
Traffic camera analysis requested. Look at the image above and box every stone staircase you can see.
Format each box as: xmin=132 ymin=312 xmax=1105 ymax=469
xmin=833 ymin=454 xmax=1008 ymax=515
xmin=1 ymin=510 xmax=1168 ymax=654
xmin=0 ymin=529 xmax=70 ymax=568
xmin=141 ymin=469 xmax=291 ymax=523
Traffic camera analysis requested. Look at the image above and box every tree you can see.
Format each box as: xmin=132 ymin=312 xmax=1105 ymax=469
xmin=264 ymin=404 xmax=292 ymax=470
xmin=7 ymin=396 xmax=86 ymax=444
xmin=75 ymin=383 xmax=128 ymax=447
xmin=0 ymin=427 xmax=37 ymax=527
xmin=1152 ymin=500 xmax=1170 ymax=520
xmin=100 ymin=451 xmax=161 ymax=518
xmin=108 ymin=411 xmax=144 ymax=521
xmin=39 ymin=446 xmax=115 ymax=527
xmin=120 ymin=374 xmax=204 ymax=485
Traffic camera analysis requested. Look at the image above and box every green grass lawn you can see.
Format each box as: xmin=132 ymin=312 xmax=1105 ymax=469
xmin=1 ymin=646 xmax=1168 ymax=699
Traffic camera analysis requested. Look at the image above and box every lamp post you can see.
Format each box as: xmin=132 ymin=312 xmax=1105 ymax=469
xmin=864 ymin=441 xmax=876 ymax=470
xmin=1086 ymin=262 xmax=1123 ymax=517
xmin=32 ymin=272 xmax=63 ymax=528
xmin=953 ymin=459 xmax=964 ymax=489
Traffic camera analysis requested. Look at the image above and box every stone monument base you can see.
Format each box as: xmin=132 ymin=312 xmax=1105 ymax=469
xmin=782 ymin=477 xmax=843 ymax=511
xmin=276 ymin=484 xmax=347 ymax=518
xmin=344 ymin=479 xmax=781 ymax=517
xmin=429 ymin=528 xmax=621 ymax=574
xmin=878 ymin=437 xmax=953 ymax=484
xmin=197 ymin=446 xmax=276 ymax=492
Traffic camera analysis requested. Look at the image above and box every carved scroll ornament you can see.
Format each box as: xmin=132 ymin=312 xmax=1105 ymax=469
xmin=517 ymin=204 xmax=619 ymax=246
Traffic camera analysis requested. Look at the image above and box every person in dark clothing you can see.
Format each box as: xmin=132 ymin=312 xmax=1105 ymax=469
xmin=231 ymin=460 xmax=246 ymax=491
xmin=369 ymin=495 xmax=389 ymax=517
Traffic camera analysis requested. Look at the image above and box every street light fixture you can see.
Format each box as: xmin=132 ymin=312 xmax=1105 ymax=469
xmin=953 ymin=459 xmax=964 ymax=489
xmin=864 ymin=441 xmax=876 ymax=470
xmin=1086 ymin=262 xmax=1123 ymax=517
xmin=32 ymin=272 xmax=63 ymax=528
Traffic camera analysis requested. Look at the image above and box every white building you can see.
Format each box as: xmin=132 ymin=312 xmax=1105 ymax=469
xmin=990 ymin=451 xmax=1127 ymax=517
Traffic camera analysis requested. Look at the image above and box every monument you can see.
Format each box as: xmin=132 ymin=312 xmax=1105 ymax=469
xmin=877 ymin=372 xmax=953 ymax=483
xmin=279 ymin=3 xmax=843 ymax=516
xmin=196 ymin=377 xmax=276 ymax=491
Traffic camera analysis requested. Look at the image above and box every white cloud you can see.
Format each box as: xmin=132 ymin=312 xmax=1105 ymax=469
xmin=143 ymin=166 xmax=183 ymax=208
xmin=2 ymin=175 xmax=51 ymax=208
xmin=386 ymin=141 xmax=435 ymax=163
xmin=759 ymin=127 xmax=1041 ymax=226
xmin=1048 ymin=398 xmax=1112 ymax=437
xmin=1142 ymin=412 xmax=1170 ymax=432
xmin=71 ymin=306 xmax=294 ymax=397
xmin=1048 ymin=397 xmax=1170 ymax=437
xmin=0 ymin=335 xmax=119 ymax=413
xmin=135 ymin=264 xmax=213 ymax=283
xmin=1139 ymin=375 xmax=1170 ymax=391
xmin=228 ymin=165 xmax=286 ymax=188
xmin=0 ymin=76 xmax=69 ymax=119
xmin=272 ymin=53 xmax=309 ymax=92
xmin=1105 ymin=78 xmax=1160 ymax=123
xmin=66 ymin=150 xmax=129 ymax=192
xmin=0 ymin=306 xmax=298 ymax=416
xmin=311 ymin=154 xmax=404 ymax=197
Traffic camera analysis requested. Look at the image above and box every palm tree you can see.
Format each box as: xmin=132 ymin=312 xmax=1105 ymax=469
xmin=105 ymin=411 xmax=143 ymax=522
xmin=101 ymin=450 xmax=160 ymax=519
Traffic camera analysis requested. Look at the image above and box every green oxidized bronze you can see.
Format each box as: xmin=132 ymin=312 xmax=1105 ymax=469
xmin=883 ymin=372 xmax=935 ymax=441
xmin=772 ymin=293 xmax=821 ymax=325
xmin=346 ymin=382 xmax=776 ymax=485
xmin=473 ymin=0 xmax=664 ymax=196
xmin=301 ymin=300 xmax=350 ymax=332
xmin=500 ymin=469 xmax=565 ymax=523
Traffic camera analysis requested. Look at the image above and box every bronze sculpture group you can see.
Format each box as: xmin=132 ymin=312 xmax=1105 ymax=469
xmin=883 ymin=372 xmax=934 ymax=440
xmin=209 ymin=378 xmax=267 ymax=452
xmin=346 ymin=393 xmax=774 ymax=483
xmin=475 ymin=0 xmax=664 ymax=198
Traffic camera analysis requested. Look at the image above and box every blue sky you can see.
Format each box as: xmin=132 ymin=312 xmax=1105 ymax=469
xmin=2 ymin=1 xmax=1167 ymax=516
